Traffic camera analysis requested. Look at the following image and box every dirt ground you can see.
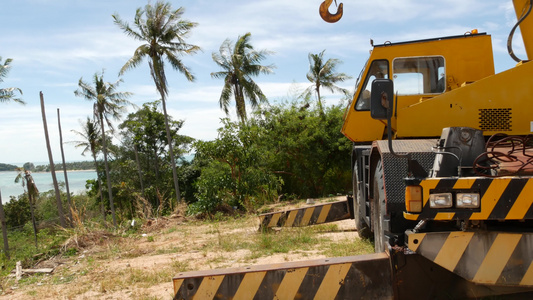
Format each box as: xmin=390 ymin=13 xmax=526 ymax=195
xmin=1 ymin=198 xmax=362 ymax=299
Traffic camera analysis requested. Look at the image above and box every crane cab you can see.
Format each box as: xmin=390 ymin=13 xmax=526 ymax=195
xmin=341 ymin=33 xmax=495 ymax=142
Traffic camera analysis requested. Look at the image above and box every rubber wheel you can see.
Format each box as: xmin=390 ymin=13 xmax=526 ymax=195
xmin=353 ymin=162 xmax=371 ymax=239
xmin=372 ymin=159 xmax=387 ymax=253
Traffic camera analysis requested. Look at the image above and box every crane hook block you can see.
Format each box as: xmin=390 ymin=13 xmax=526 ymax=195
xmin=319 ymin=0 xmax=343 ymax=23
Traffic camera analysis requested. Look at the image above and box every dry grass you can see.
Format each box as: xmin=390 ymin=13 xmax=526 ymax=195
xmin=1 ymin=199 xmax=370 ymax=299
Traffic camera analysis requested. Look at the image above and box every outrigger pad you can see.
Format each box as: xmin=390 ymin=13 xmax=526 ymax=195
xmin=258 ymin=200 xmax=352 ymax=229
xmin=173 ymin=253 xmax=393 ymax=300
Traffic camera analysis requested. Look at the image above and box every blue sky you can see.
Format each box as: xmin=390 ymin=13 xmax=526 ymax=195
xmin=0 ymin=0 xmax=525 ymax=164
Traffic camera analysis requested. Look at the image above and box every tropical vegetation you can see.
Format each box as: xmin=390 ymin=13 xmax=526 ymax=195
xmin=113 ymin=1 xmax=200 ymax=206
xmin=1 ymin=97 xmax=351 ymax=223
xmin=0 ymin=5 xmax=353 ymax=222
xmin=0 ymin=1 xmax=354 ymax=282
xmin=74 ymin=70 xmax=133 ymax=227
xmin=0 ymin=163 xmax=18 ymax=171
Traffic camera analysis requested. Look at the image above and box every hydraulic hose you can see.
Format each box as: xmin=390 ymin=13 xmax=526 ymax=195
xmin=508 ymin=0 xmax=532 ymax=62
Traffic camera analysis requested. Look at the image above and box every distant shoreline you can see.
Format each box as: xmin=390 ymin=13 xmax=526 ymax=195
xmin=0 ymin=169 xmax=96 ymax=173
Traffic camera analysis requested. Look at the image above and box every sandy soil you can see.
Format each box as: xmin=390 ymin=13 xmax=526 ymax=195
xmin=1 ymin=198 xmax=361 ymax=299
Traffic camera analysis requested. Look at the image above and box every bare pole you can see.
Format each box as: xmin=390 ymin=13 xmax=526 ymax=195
xmin=40 ymin=92 xmax=66 ymax=227
xmin=57 ymin=109 xmax=73 ymax=223
xmin=0 ymin=190 xmax=9 ymax=259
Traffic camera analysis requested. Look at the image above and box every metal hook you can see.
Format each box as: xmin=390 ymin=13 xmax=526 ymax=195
xmin=319 ymin=0 xmax=343 ymax=23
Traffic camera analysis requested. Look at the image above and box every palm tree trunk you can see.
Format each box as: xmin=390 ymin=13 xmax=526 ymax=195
xmin=133 ymin=143 xmax=146 ymax=215
xmin=160 ymin=95 xmax=181 ymax=207
xmin=92 ymin=155 xmax=106 ymax=220
xmin=0 ymin=190 xmax=10 ymax=259
xmin=234 ymin=85 xmax=247 ymax=123
xmin=57 ymin=109 xmax=73 ymax=223
xmin=153 ymin=151 xmax=161 ymax=215
xmin=316 ymin=88 xmax=324 ymax=116
xmin=237 ymin=96 xmax=246 ymax=123
xmin=99 ymin=114 xmax=117 ymax=228
xmin=40 ymin=92 xmax=66 ymax=228
xmin=28 ymin=192 xmax=38 ymax=249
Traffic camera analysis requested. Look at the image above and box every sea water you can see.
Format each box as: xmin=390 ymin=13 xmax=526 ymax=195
xmin=0 ymin=170 xmax=96 ymax=202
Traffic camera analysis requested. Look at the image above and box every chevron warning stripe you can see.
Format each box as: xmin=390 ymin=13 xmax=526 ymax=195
xmin=404 ymin=176 xmax=533 ymax=221
xmin=258 ymin=200 xmax=351 ymax=229
xmin=173 ymin=253 xmax=393 ymax=300
xmin=406 ymin=230 xmax=533 ymax=286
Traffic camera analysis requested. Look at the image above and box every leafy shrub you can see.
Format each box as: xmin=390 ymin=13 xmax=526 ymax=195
xmin=189 ymin=120 xmax=282 ymax=216
xmin=3 ymin=195 xmax=32 ymax=228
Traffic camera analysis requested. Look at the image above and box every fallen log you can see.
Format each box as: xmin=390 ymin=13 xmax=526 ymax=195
xmin=21 ymin=268 xmax=54 ymax=274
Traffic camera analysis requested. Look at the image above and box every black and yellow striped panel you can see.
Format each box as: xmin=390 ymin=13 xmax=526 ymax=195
xmin=258 ymin=200 xmax=351 ymax=229
xmin=404 ymin=177 xmax=533 ymax=221
xmin=407 ymin=231 xmax=533 ymax=286
xmin=173 ymin=253 xmax=393 ymax=300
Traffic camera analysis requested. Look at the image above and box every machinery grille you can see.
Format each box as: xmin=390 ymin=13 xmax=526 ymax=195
xmin=479 ymin=108 xmax=512 ymax=131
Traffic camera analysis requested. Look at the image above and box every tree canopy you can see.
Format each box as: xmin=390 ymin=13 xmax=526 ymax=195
xmin=211 ymin=32 xmax=275 ymax=123
xmin=302 ymin=50 xmax=351 ymax=113
xmin=189 ymin=98 xmax=352 ymax=215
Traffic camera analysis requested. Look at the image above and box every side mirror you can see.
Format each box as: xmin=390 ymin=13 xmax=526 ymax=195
xmin=370 ymin=78 xmax=394 ymax=120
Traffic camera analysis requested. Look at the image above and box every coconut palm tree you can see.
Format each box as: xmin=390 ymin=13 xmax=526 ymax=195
xmin=74 ymin=71 xmax=132 ymax=228
xmin=211 ymin=32 xmax=275 ymax=123
xmin=302 ymin=50 xmax=351 ymax=113
xmin=0 ymin=56 xmax=24 ymax=104
xmin=71 ymin=117 xmax=106 ymax=220
xmin=113 ymin=1 xmax=200 ymax=205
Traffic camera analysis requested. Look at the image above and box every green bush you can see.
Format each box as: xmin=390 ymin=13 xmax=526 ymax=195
xmin=4 ymin=195 xmax=32 ymax=228
xmin=190 ymin=120 xmax=282 ymax=216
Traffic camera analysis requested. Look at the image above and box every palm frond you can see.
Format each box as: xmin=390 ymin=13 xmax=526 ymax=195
xmin=303 ymin=50 xmax=352 ymax=106
xmin=211 ymin=32 xmax=274 ymax=122
xmin=0 ymin=57 xmax=25 ymax=104
xmin=114 ymin=0 xmax=200 ymax=93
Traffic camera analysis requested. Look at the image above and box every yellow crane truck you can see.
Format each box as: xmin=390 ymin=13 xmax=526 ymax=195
xmin=173 ymin=1 xmax=533 ymax=298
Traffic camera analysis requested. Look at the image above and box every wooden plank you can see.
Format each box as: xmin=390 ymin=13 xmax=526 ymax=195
xmin=21 ymin=268 xmax=54 ymax=274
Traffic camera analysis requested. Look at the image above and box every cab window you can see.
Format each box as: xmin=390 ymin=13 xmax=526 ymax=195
xmin=354 ymin=60 xmax=389 ymax=111
xmin=393 ymin=56 xmax=445 ymax=95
